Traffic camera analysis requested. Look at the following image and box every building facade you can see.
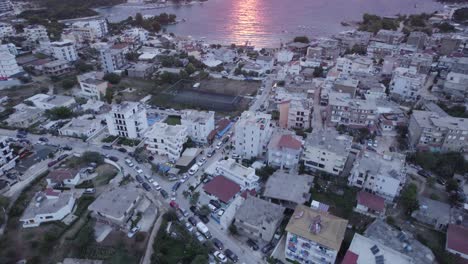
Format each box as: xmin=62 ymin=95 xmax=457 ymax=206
xmin=106 ymin=102 xmax=148 ymax=139
xmin=181 ymin=110 xmax=215 ymax=144
xmin=234 ymin=111 xmax=272 ymax=159
xmin=51 ymin=41 xmax=78 ymax=62
xmin=145 ymin=123 xmax=188 ymax=161
xmin=0 ymin=52 xmax=21 ymax=77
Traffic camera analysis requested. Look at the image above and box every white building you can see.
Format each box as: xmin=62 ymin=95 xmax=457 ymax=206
xmin=0 ymin=43 xmax=18 ymax=56
xmin=24 ymin=25 xmax=49 ymax=43
xmin=267 ymin=133 xmax=303 ymax=169
xmin=0 ymin=22 xmax=14 ymax=38
xmin=59 ymin=117 xmax=105 ymax=139
xmin=25 ymin=94 xmax=76 ymax=110
xmin=348 ymin=151 xmax=406 ymax=201
xmin=46 ymin=168 xmax=81 ymax=186
xmin=389 ymin=67 xmax=427 ymax=101
xmin=302 ymin=130 xmax=353 ymax=176
xmin=0 ymin=0 xmax=12 ymax=13
xmin=71 ymin=18 xmax=108 ymax=39
xmin=276 ymin=49 xmax=294 ymax=63
xmin=287 ymin=99 xmax=312 ymax=130
xmin=211 ymin=158 xmax=259 ymax=190
xmin=336 ymin=54 xmax=374 ymax=74
xmin=285 ymin=204 xmax=348 ymax=264
xmin=145 ymin=123 xmax=188 ymax=161
xmin=96 ymin=42 xmax=129 ymax=73
xmin=181 ymin=110 xmax=215 ymax=144
xmin=106 ymin=101 xmax=148 ymax=139
xmin=51 ymin=40 xmax=78 ymax=62
xmin=20 ymin=190 xmax=76 ymax=228
xmin=234 ymin=111 xmax=272 ymax=159
xmin=0 ymin=52 xmax=21 ymax=77
xmin=77 ymin=71 xmax=108 ymax=100
xmin=0 ymin=136 xmax=16 ymax=176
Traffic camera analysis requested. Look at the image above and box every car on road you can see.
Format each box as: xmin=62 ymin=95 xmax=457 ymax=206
xmin=142 ymin=182 xmax=152 ymax=191
xmin=171 ymin=191 xmax=176 ymax=201
xmin=160 ymin=189 xmax=169 ymax=199
xmin=170 ymin=200 xmax=179 ymax=209
xmin=57 ymin=154 xmax=68 ymax=161
xmin=172 ymin=182 xmax=181 ymax=191
xmin=224 ymin=249 xmax=238 ymax=263
xmin=109 ymin=156 xmax=119 ymax=162
xmin=247 ymin=239 xmax=259 ymax=251
xmin=47 ymin=160 xmax=58 ymax=167
xmin=135 ymin=175 xmax=144 ymax=183
xmin=102 ymin=145 xmax=112 ymax=150
xmin=84 ymin=188 xmax=95 ymax=194
xmin=212 ymin=238 xmax=224 ymax=250
xmin=214 ymin=251 xmax=227 ymax=263
xmin=127 ymin=226 xmax=140 ymax=238
xmin=199 ymin=215 xmax=209 ymax=224
xmin=124 ymin=159 xmax=134 ymax=167
xmin=134 ymin=166 xmax=143 ymax=174
xmin=184 ymin=222 xmax=194 ymax=232
xmin=197 ymin=157 xmax=207 ymax=166
xmin=261 ymin=243 xmax=275 ymax=254
xmin=63 ymin=145 xmax=73 ymax=151
xmin=188 ymin=216 xmax=198 ymax=226
xmin=38 ymin=137 xmax=48 ymax=142
xmin=417 ymin=170 xmax=431 ymax=178
xmin=118 ymin=147 xmax=127 ymax=153
xmin=215 ymin=141 xmax=223 ymax=149
xmin=16 ymin=133 xmax=26 ymax=139
xmin=207 ymin=149 xmax=215 ymax=157
xmin=188 ymin=164 xmax=199 ymax=175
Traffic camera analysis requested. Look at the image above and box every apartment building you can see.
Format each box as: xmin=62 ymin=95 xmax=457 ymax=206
xmin=77 ymin=71 xmax=108 ymax=100
xmin=302 ymin=129 xmax=352 ymax=176
xmin=332 ymin=75 xmax=360 ymax=98
xmin=336 ymin=54 xmax=374 ymax=75
xmin=348 ymin=151 xmax=407 ymax=201
xmin=0 ymin=52 xmax=21 ymax=77
xmin=23 ymin=25 xmax=49 ymax=43
xmin=97 ymin=43 xmax=129 ymax=73
xmin=0 ymin=22 xmax=13 ymax=38
xmin=407 ymin=31 xmax=428 ymax=49
xmin=328 ymin=92 xmax=378 ymax=129
xmin=408 ymin=110 xmax=468 ymax=152
xmin=42 ymin=60 xmax=72 ymax=76
xmin=367 ymin=41 xmax=398 ymax=59
xmin=71 ymin=18 xmax=108 ymax=40
xmin=0 ymin=136 xmax=16 ymax=176
xmin=106 ymin=101 xmax=148 ymax=139
xmin=267 ymin=133 xmax=303 ymax=169
xmin=285 ymin=204 xmax=347 ymax=264
xmin=0 ymin=0 xmax=12 ymax=12
xmin=374 ymin=30 xmax=405 ymax=45
xmin=234 ymin=111 xmax=272 ymax=159
xmin=145 ymin=123 xmax=188 ymax=161
xmin=288 ymin=99 xmax=312 ymax=130
xmin=212 ymin=158 xmax=259 ymax=190
xmin=389 ymin=67 xmax=427 ymax=101
xmin=180 ymin=110 xmax=215 ymax=144
xmin=51 ymin=41 xmax=78 ymax=62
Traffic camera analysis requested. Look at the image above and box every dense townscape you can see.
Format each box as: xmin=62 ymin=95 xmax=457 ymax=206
xmin=0 ymin=0 xmax=468 ymax=264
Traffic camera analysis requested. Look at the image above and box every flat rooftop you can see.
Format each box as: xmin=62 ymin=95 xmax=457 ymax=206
xmin=21 ymin=192 xmax=73 ymax=219
xmin=88 ymin=186 xmax=141 ymax=219
xmin=305 ymin=129 xmax=353 ymax=154
xmin=263 ymin=171 xmax=313 ymax=205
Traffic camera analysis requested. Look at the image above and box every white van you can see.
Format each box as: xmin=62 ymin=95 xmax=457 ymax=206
xmin=188 ymin=164 xmax=199 ymax=175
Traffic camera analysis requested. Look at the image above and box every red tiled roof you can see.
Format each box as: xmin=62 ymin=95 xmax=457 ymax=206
xmin=241 ymin=189 xmax=257 ymax=199
xmin=278 ymin=135 xmax=302 ymax=150
xmin=447 ymin=224 xmax=468 ymax=256
xmin=203 ymin=176 xmax=241 ymax=203
xmin=112 ymin=43 xmax=128 ymax=49
xmin=47 ymin=168 xmax=79 ymax=183
xmin=341 ymin=250 xmax=358 ymax=264
xmin=216 ymin=119 xmax=231 ymax=131
xmin=357 ymin=191 xmax=385 ymax=212
xmin=44 ymin=188 xmax=60 ymax=197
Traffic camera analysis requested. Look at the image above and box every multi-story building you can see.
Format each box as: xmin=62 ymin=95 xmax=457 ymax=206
xmin=0 ymin=136 xmax=16 ymax=176
xmin=302 ymin=129 xmax=352 ymax=176
xmin=71 ymin=18 xmax=108 ymax=40
xmin=25 ymin=94 xmax=75 ymax=110
xmin=0 ymin=22 xmax=13 ymax=38
xmin=267 ymin=132 xmax=303 ymax=169
xmin=444 ymin=71 xmax=468 ymax=96
xmin=332 ymin=75 xmax=360 ymax=98
xmin=389 ymin=67 xmax=427 ymax=101
xmin=145 ymin=123 xmax=188 ymax=161
xmin=106 ymin=101 xmax=148 ymax=139
xmin=328 ymin=92 xmax=378 ymax=129
xmin=367 ymin=41 xmax=398 ymax=59
xmin=212 ymin=158 xmax=259 ymax=190
xmin=51 ymin=41 xmax=78 ymax=62
xmin=348 ymin=151 xmax=406 ymax=201
xmin=336 ymin=55 xmax=374 ymax=75
xmin=180 ymin=110 xmax=215 ymax=144
xmin=42 ymin=60 xmax=72 ymax=76
xmin=234 ymin=111 xmax=272 ymax=159
xmin=0 ymin=0 xmax=12 ymax=12
xmin=374 ymin=29 xmax=405 ymax=45
xmin=408 ymin=110 xmax=468 ymax=152
xmin=407 ymin=31 xmax=428 ymax=50
xmin=23 ymin=25 xmax=49 ymax=43
xmin=285 ymin=204 xmax=348 ymax=264
xmin=0 ymin=43 xmax=18 ymax=56
xmin=234 ymin=195 xmax=285 ymax=242
xmin=77 ymin=71 xmax=108 ymax=100
xmin=97 ymin=43 xmax=129 ymax=73
xmin=0 ymin=52 xmax=21 ymax=77
xmin=287 ymin=99 xmax=312 ymax=130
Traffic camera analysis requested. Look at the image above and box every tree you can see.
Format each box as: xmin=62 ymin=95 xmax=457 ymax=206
xmin=446 ymin=178 xmax=459 ymax=193
xmin=190 ymin=192 xmax=200 ymax=206
xmin=293 ymin=36 xmax=309 ymax=43
xmin=454 ymin=7 xmax=468 ymax=23
xmin=81 ymin=151 xmax=104 ymax=165
xmin=228 ymin=223 xmax=238 ymax=235
xmin=313 ymin=67 xmax=324 ymax=78
xmin=185 ymin=63 xmax=196 ymax=75
xmin=400 ymin=183 xmax=419 ymax=215
xmin=105 ymin=87 xmax=113 ymax=104
xmin=198 ymin=205 xmax=211 ymax=216
xmin=103 ymin=73 xmax=121 ymax=84
xmin=62 ymin=78 xmax=76 ymax=89
xmin=75 ymin=60 xmax=93 ymax=73
xmin=191 ymin=255 xmax=208 ymax=264
xmin=45 ymin=106 xmax=73 ymax=120
xmin=135 ymin=12 xmax=143 ymax=26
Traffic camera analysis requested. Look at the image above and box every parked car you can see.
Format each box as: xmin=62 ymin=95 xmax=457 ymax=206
xmin=124 ymin=159 xmax=134 ymax=167
xmin=134 ymin=166 xmax=143 ymax=174
xmin=109 ymin=156 xmax=119 ymax=162
xmin=197 ymin=157 xmax=207 ymax=166
xmin=152 ymin=181 xmax=162 ymax=190
xmin=231 ymin=153 xmax=240 ymax=159
xmin=63 ymin=145 xmax=73 ymax=151
xmin=160 ymin=189 xmax=169 ymax=199
xmin=261 ymin=243 xmax=275 ymax=254
xmin=188 ymin=216 xmax=198 ymax=226
xmin=214 ymin=251 xmax=227 ymax=263
xmin=117 ymin=147 xmax=127 ymax=153
xmin=135 ymin=175 xmax=144 ymax=183
xmin=47 ymin=160 xmax=58 ymax=167
xmin=142 ymin=182 xmax=152 ymax=191
xmin=224 ymin=249 xmax=238 ymax=263
xmin=215 ymin=141 xmax=223 ymax=149
xmin=184 ymin=222 xmax=194 ymax=232
xmin=207 ymin=149 xmax=215 ymax=157
xmin=417 ymin=170 xmax=431 ymax=178
xmin=190 ymin=206 xmax=198 ymax=214
xmin=170 ymin=200 xmax=179 ymax=209
xmin=196 ymin=232 xmax=205 ymax=243
xmin=38 ymin=137 xmax=48 ymax=142
xmin=212 ymin=238 xmax=224 ymax=250
xmin=199 ymin=215 xmax=210 ymax=224
xmin=127 ymin=226 xmax=140 ymax=238
xmin=209 ymin=199 xmax=221 ymax=209
xmin=179 ymin=207 xmax=189 ymax=217
xmin=84 ymin=188 xmax=95 ymax=194
xmin=172 ymin=182 xmax=181 ymax=191
xmin=57 ymin=154 xmax=68 ymax=161
xmin=102 ymin=145 xmax=112 ymax=150
xmin=247 ymin=239 xmax=259 ymax=251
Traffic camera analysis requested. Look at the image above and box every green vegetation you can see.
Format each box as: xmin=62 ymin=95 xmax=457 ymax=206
xmin=118 ymin=137 xmax=141 ymax=147
xmin=358 ymin=13 xmax=399 ymax=33
xmin=293 ymin=36 xmax=310 ymax=43
xmin=81 ymin=151 xmax=105 ymax=165
xmin=45 ymin=106 xmax=74 ymax=120
xmin=133 ymin=12 xmax=176 ymax=32
xmin=453 ymin=7 xmax=468 ymax=23
xmin=75 ymin=180 xmax=95 ymax=189
xmin=256 ymin=166 xmax=277 ymax=181
xmin=164 ymin=115 xmax=181 ymax=125
xmin=407 ymin=152 xmax=468 ymax=179
xmin=400 ymin=183 xmax=419 ymax=215
xmin=435 ymin=22 xmax=456 ymax=33
xmin=0 ymin=195 xmax=10 ymax=226
xmin=309 ymin=180 xmax=357 ymax=219
xmin=61 ymin=77 xmax=78 ymax=90
xmin=344 ymin=44 xmax=367 ymax=55
xmin=151 ymin=214 xmax=209 ymax=263
xmin=102 ymin=135 xmax=118 ymax=143
xmin=74 ymin=196 xmax=96 ymax=217
xmin=103 ymin=73 xmax=121 ymax=85
xmin=94 ymin=165 xmax=118 ymax=186
xmin=438 ymin=103 xmax=468 ymax=118
xmin=228 ymin=223 xmax=238 ymax=235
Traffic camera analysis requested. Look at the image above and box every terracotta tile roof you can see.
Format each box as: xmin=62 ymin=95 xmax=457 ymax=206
xmin=44 ymin=188 xmax=60 ymax=197
xmin=47 ymin=168 xmax=79 ymax=183
xmin=203 ymin=176 xmax=240 ymax=203
xmin=278 ymin=135 xmax=302 ymax=150
xmin=341 ymin=250 xmax=359 ymax=264
xmin=447 ymin=224 xmax=468 ymax=256
xmin=241 ymin=189 xmax=257 ymax=199
xmin=112 ymin=43 xmax=128 ymax=49
xmin=357 ymin=191 xmax=385 ymax=212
